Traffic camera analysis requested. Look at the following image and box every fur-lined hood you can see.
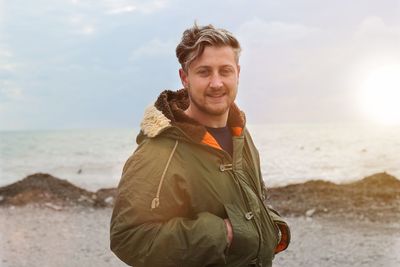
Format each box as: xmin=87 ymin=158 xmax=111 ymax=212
xmin=139 ymin=89 xmax=246 ymax=146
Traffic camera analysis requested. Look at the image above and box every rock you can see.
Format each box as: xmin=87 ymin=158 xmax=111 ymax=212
xmin=104 ymin=196 xmax=114 ymax=206
xmin=78 ymin=195 xmax=94 ymax=204
xmin=95 ymin=188 xmax=117 ymax=206
xmin=44 ymin=202 xmax=63 ymax=211
xmin=306 ymin=208 xmax=316 ymax=217
xmin=0 ymin=195 xmax=4 ymax=202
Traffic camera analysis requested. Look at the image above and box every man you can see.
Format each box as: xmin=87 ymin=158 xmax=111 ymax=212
xmin=110 ymin=23 xmax=290 ymax=267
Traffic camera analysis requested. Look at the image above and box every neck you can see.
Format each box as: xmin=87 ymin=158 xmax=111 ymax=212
xmin=184 ymin=106 xmax=229 ymax=128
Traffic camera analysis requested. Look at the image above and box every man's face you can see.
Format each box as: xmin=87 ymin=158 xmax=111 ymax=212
xmin=179 ymin=46 xmax=240 ymax=120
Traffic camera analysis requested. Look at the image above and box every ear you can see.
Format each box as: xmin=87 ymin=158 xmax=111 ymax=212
xmin=179 ymin=69 xmax=189 ymax=88
xmin=237 ymin=64 xmax=241 ymax=83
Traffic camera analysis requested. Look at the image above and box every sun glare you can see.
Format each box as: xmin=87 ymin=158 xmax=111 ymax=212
xmin=358 ymin=64 xmax=400 ymax=125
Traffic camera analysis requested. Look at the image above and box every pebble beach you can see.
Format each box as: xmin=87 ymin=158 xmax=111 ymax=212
xmin=1 ymin=172 xmax=400 ymax=267
xmin=1 ymin=206 xmax=399 ymax=267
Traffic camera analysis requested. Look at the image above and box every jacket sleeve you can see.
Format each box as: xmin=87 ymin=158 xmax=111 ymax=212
xmin=260 ymin=178 xmax=291 ymax=254
xmin=110 ymin=139 xmax=229 ymax=267
xmin=264 ymin=203 xmax=291 ymax=254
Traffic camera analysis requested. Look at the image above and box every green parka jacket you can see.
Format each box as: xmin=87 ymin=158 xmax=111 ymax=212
xmin=110 ymin=89 xmax=290 ymax=267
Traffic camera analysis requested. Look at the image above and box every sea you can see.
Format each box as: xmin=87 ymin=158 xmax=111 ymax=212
xmin=1 ymin=124 xmax=399 ymax=191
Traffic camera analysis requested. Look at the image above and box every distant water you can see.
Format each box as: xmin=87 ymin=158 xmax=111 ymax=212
xmin=0 ymin=129 xmax=137 ymax=191
xmin=1 ymin=124 xmax=399 ymax=190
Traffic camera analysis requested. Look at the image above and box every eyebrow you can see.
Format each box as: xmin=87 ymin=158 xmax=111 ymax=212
xmin=194 ymin=64 xmax=235 ymax=70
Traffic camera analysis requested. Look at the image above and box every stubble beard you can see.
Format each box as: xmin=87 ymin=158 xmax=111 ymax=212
xmin=187 ymin=85 xmax=232 ymax=117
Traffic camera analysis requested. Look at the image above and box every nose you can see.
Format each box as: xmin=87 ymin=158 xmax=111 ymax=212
xmin=209 ymin=73 xmax=223 ymax=89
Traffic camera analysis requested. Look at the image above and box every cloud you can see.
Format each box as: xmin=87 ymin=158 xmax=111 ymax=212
xmin=67 ymin=14 xmax=97 ymax=35
xmin=353 ymin=16 xmax=400 ymax=49
xmin=2 ymin=0 xmax=399 ymax=129
xmin=0 ymin=47 xmax=21 ymax=78
xmin=0 ymin=86 xmax=23 ymax=100
xmin=102 ymin=0 xmax=168 ymax=15
xmin=0 ymin=49 xmax=13 ymax=60
xmin=0 ymin=1 xmax=4 ymax=25
xmin=0 ymin=80 xmax=24 ymax=106
xmin=0 ymin=63 xmax=17 ymax=72
xmin=347 ymin=16 xmax=400 ymax=103
xmin=237 ymin=18 xmax=320 ymax=46
xmin=345 ymin=16 xmax=400 ymax=70
xmin=136 ymin=0 xmax=168 ymax=14
xmin=107 ymin=5 xmax=137 ymax=15
xmin=236 ymin=15 xmax=400 ymax=124
xmin=130 ymin=38 xmax=176 ymax=61
xmin=81 ymin=25 xmax=95 ymax=34
xmin=63 ymin=0 xmax=170 ymax=36
xmin=234 ymin=18 xmax=324 ymax=91
xmin=355 ymin=16 xmax=398 ymax=37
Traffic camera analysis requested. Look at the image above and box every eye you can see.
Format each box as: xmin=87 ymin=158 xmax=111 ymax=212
xmin=197 ymin=69 xmax=210 ymax=77
xmin=220 ymin=68 xmax=234 ymax=76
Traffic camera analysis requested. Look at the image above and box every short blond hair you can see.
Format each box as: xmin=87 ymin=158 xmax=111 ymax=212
xmin=176 ymin=23 xmax=241 ymax=72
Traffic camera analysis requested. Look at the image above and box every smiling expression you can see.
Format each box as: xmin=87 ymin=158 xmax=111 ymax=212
xmin=179 ymin=46 xmax=240 ymax=126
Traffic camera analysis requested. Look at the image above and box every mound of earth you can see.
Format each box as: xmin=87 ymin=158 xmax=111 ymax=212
xmin=0 ymin=173 xmax=116 ymax=208
xmin=267 ymin=172 xmax=400 ymax=222
xmin=1 ymin=172 xmax=399 ymax=222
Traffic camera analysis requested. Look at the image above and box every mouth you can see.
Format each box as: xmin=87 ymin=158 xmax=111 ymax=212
xmin=205 ymin=93 xmax=227 ymax=104
xmin=206 ymin=92 xmax=226 ymax=98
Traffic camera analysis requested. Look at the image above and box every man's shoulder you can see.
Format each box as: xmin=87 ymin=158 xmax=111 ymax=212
xmin=121 ymin=136 xmax=180 ymax=177
xmin=134 ymin=136 xmax=178 ymax=158
xmin=242 ymin=127 xmax=260 ymax=153
xmin=242 ymin=127 xmax=255 ymax=141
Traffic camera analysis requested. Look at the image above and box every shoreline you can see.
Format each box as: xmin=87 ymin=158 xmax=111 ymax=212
xmin=1 ymin=172 xmax=400 ymax=222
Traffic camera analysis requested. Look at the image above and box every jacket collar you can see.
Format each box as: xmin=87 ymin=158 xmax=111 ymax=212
xmin=140 ymin=89 xmax=245 ymax=148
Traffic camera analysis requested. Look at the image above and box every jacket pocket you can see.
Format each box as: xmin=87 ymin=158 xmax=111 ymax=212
xmin=224 ymin=204 xmax=259 ymax=259
xmin=265 ymin=206 xmax=291 ymax=253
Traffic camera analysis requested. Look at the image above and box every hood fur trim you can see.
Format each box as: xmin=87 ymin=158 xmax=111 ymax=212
xmin=140 ymin=89 xmax=245 ymax=142
xmin=140 ymin=105 xmax=171 ymax=138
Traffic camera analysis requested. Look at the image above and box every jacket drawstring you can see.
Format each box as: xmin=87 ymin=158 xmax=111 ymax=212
xmin=151 ymin=140 xmax=179 ymax=210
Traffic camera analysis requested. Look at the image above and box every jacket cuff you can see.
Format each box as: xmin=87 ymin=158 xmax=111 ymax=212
xmin=274 ymin=222 xmax=290 ymax=253
xmin=266 ymin=205 xmax=291 ymax=253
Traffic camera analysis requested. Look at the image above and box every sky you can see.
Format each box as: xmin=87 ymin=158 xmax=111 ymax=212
xmin=1 ymin=0 xmax=400 ymax=130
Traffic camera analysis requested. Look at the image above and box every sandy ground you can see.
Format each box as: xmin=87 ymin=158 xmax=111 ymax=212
xmin=1 ymin=206 xmax=399 ymax=267
xmin=0 ymin=206 xmax=124 ymax=267
xmin=274 ymin=217 xmax=400 ymax=267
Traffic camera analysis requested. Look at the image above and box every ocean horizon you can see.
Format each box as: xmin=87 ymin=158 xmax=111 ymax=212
xmin=1 ymin=123 xmax=399 ymax=191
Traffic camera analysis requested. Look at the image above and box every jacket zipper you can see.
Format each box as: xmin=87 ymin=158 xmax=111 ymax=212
xmin=217 ymin=137 xmax=263 ymax=264
xmin=234 ymin=174 xmax=263 ymax=262
xmin=243 ymin=139 xmax=281 ymax=245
